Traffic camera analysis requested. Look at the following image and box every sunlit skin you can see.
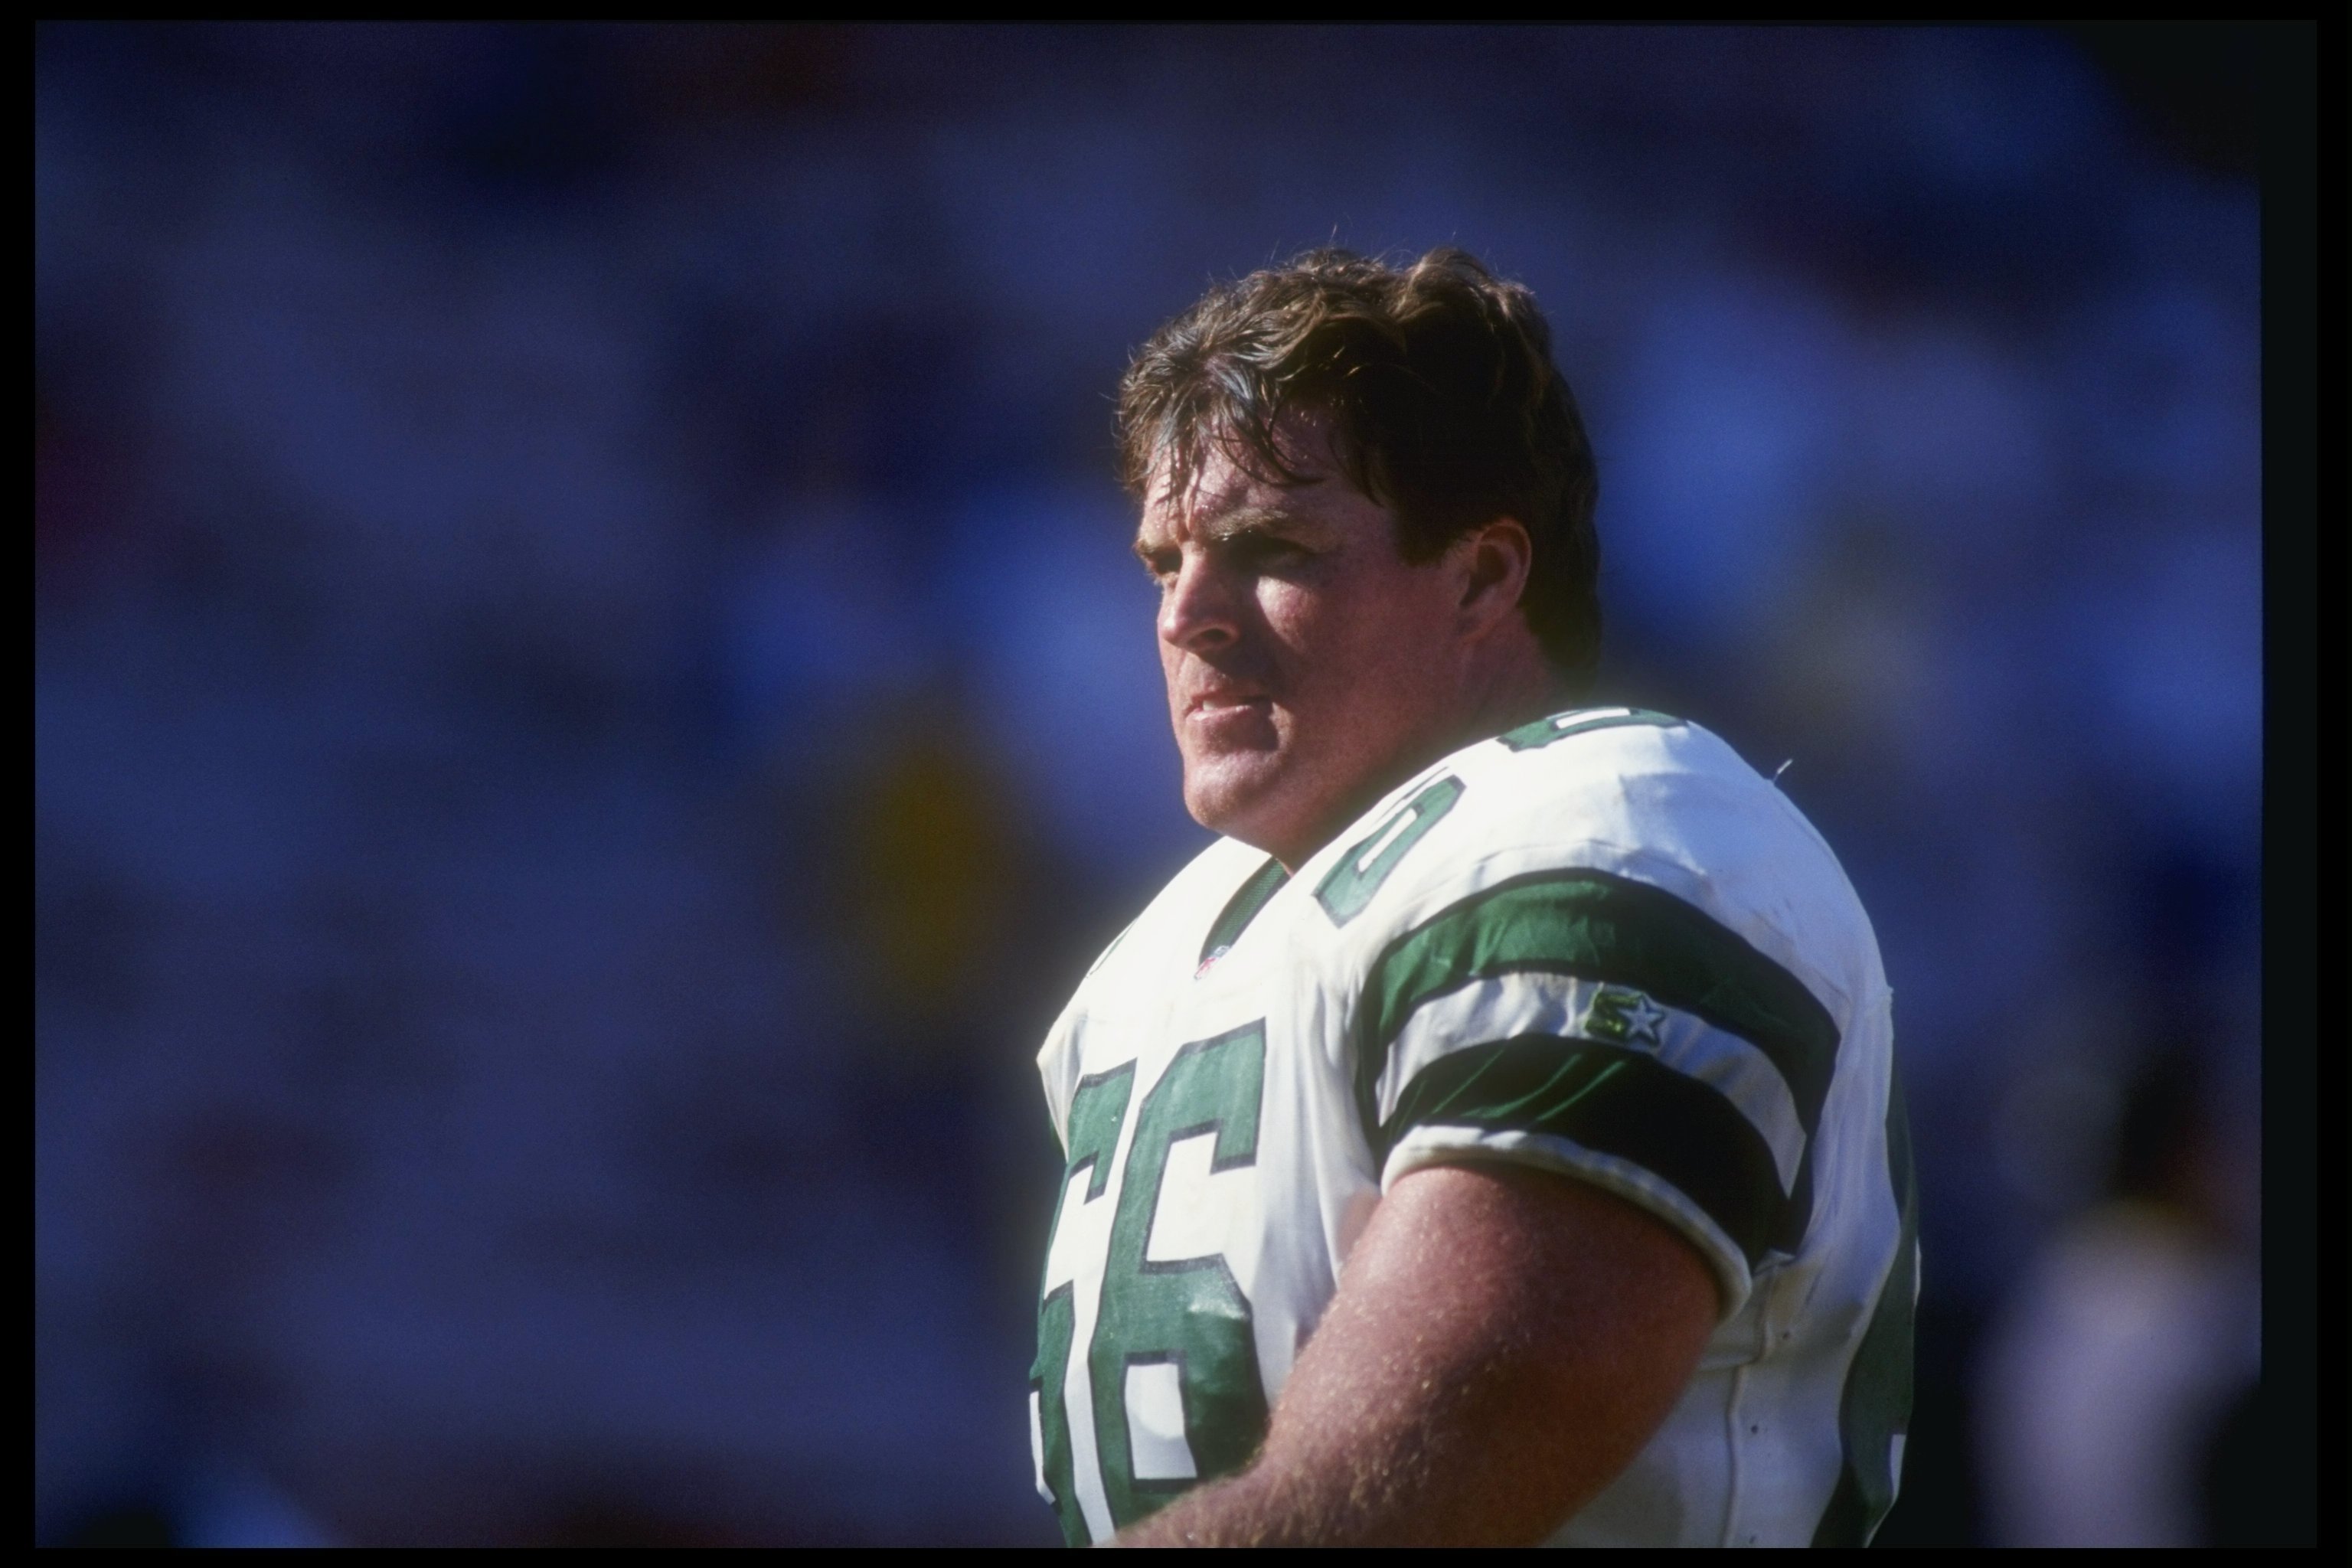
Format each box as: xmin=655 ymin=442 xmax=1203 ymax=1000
xmin=1116 ymin=415 xmax=1723 ymax=1546
xmin=1114 ymin=1164 xmax=1720 ymax=1547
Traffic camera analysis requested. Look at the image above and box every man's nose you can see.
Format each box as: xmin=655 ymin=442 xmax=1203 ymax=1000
xmin=1159 ymin=554 xmax=1242 ymax=654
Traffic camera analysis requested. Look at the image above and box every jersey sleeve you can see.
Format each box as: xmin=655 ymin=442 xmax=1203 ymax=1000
xmin=1357 ymin=865 xmax=1840 ymax=1319
xmin=1036 ymin=998 xmax=1087 ymax=1157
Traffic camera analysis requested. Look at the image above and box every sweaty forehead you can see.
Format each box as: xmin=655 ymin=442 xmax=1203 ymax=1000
xmin=1141 ymin=452 xmax=1271 ymax=534
xmin=1152 ymin=405 xmax=1351 ymax=504
xmin=1137 ymin=479 xmax=1334 ymax=558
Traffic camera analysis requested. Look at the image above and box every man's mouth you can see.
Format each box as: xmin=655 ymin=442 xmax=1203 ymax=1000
xmin=1187 ymin=689 xmax=1272 ymax=715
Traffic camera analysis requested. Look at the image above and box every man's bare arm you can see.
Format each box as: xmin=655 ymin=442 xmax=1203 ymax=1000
xmin=1112 ymin=1160 xmax=1721 ymax=1547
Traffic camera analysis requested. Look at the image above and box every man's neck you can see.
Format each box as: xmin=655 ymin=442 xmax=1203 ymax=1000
xmin=1272 ymin=668 xmax=1573 ymax=872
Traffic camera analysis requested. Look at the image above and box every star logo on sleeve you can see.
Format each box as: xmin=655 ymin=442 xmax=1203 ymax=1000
xmin=1584 ymin=986 xmax=1669 ymax=1048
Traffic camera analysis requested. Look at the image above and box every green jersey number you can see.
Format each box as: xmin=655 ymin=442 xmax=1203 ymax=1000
xmin=1032 ymin=1021 xmax=1269 ymax=1542
xmin=1316 ymin=774 xmax=1465 ymax=926
xmin=1032 ymin=1060 xmax=1133 ymax=1546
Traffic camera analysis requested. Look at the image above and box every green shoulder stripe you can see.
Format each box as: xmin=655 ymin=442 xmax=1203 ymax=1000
xmin=1359 ymin=869 xmax=1839 ymax=1140
xmin=1381 ymin=1034 xmax=1785 ymax=1267
xmin=1498 ymin=707 xmax=1684 ymax=752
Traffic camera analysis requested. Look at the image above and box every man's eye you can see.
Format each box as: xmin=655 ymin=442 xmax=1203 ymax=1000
xmin=1234 ymin=535 xmax=1305 ymax=568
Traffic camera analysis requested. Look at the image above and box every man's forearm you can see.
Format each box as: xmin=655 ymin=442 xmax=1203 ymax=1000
xmin=1108 ymin=1420 xmax=1483 ymax=1549
xmin=1109 ymin=1435 xmax=1498 ymax=1549
xmin=1109 ymin=1468 xmax=1298 ymax=1548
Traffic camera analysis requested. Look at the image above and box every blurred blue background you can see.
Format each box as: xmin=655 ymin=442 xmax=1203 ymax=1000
xmin=35 ymin=23 xmax=2268 ymax=1546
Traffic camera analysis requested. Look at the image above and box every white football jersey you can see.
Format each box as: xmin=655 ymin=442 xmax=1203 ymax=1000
xmin=1029 ymin=708 xmax=1916 ymax=1547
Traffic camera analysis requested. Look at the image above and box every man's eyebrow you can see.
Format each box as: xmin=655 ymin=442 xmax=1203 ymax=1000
xmin=1132 ymin=505 xmax=1327 ymax=567
xmin=1197 ymin=506 xmax=1302 ymax=543
xmin=1136 ymin=505 xmax=1308 ymax=551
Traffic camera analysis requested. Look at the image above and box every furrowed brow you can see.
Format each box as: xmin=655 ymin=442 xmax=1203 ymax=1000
xmin=1132 ymin=503 xmax=1315 ymax=568
xmin=1198 ymin=506 xmax=1306 ymax=546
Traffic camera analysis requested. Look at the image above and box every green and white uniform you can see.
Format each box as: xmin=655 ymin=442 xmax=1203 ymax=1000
xmin=1029 ymin=708 xmax=1915 ymax=1547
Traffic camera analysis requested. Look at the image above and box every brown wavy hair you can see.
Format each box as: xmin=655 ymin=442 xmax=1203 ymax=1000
xmin=1116 ymin=247 xmax=1602 ymax=688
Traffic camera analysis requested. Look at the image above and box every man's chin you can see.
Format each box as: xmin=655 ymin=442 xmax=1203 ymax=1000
xmin=1182 ymin=756 xmax=1308 ymax=855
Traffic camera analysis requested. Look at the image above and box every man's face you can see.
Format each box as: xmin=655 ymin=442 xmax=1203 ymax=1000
xmin=1135 ymin=418 xmax=1473 ymax=867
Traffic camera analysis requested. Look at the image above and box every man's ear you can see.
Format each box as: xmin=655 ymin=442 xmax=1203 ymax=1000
xmin=1455 ymin=516 xmax=1535 ymax=632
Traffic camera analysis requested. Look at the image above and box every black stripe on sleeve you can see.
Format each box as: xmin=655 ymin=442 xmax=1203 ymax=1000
xmin=1378 ymin=1034 xmax=1788 ymax=1268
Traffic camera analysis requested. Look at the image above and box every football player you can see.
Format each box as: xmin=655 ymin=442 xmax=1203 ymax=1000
xmin=1028 ymin=249 xmax=1913 ymax=1547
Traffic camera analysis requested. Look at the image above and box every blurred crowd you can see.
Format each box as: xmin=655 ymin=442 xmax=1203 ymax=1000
xmin=35 ymin=24 xmax=2267 ymax=1545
